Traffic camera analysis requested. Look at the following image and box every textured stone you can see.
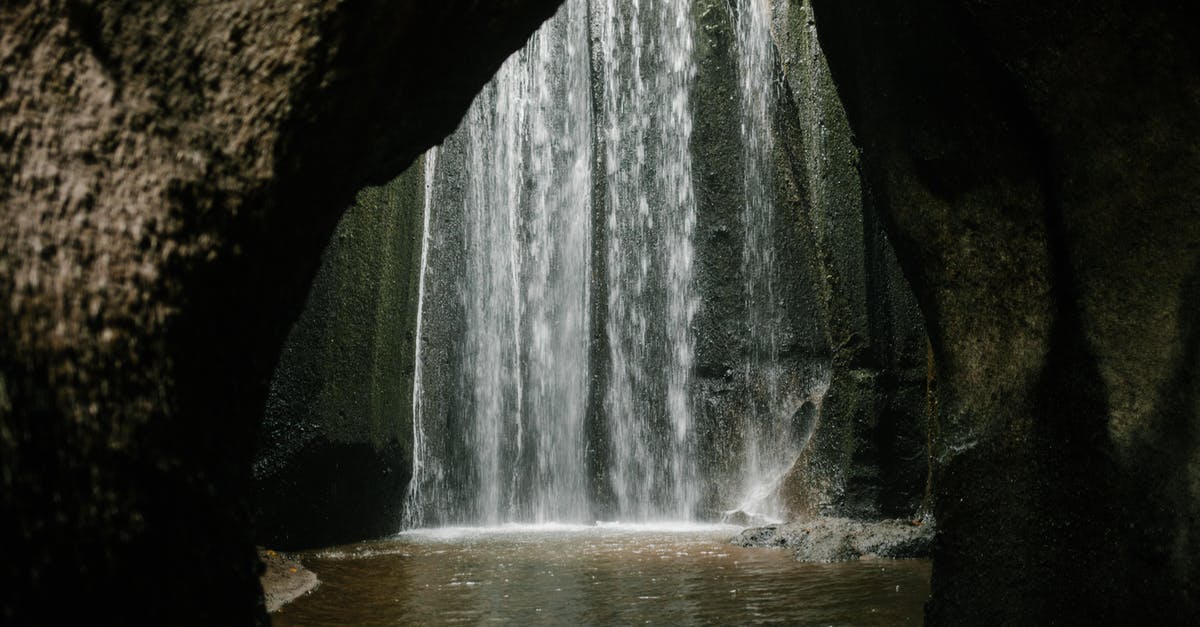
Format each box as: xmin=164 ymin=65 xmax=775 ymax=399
xmin=0 ymin=1 xmax=562 ymax=624
xmin=770 ymin=0 xmax=930 ymax=521
xmin=259 ymin=549 xmax=319 ymax=614
xmin=732 ymin=517 xmax=933 ymax=562
xmin=253 ymin=163 xmax=425 ymax=550
xmin=809 ymin=0 xmax=1200 ymax=623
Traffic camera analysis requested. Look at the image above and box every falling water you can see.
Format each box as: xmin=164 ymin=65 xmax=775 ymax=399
xmin=406 ymin=0 xmax=817 ymax=528
xmin=595 ymin=0 xmax=699 ymax=520
xmin=730 ymin=0 xmax=793 ymax=521
xmin=519 ymin=0 xmax=594 ymax=523
xmin=406 ymin=0 xmax=593 ymax=527
xmin=401 ymin=150 xmax=439 ymax=528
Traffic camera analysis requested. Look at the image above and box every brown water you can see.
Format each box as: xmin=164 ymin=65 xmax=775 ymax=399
xmin=273 ymin=524 xmax=930 ymax=626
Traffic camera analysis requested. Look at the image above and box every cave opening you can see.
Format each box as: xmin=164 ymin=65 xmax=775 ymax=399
xmin=255 ymin=0 xmax=933 ymax=622
xmin=6 ymin=0 xmax=1195 ymax=624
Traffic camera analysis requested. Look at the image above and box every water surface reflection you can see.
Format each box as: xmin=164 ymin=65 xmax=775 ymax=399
xmin=274 ymin=524 xmax=930 ymax=625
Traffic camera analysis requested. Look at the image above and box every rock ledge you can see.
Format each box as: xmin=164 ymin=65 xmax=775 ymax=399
xmin=733 ymin=517 xmax=933 ymax=562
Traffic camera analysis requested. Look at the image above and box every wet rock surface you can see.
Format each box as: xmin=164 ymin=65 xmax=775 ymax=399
xmin=259 ymin=550 xmax=319 ymax=614
xmin=686 ymin=0 xmax=932 ymax=523
xmin=733 ymin=517 xmax=932 ymax=562
xmin=768 ymin=0 xmax=932 ymax=522
xmin=253 ymin=164 xmax=424 ymax=551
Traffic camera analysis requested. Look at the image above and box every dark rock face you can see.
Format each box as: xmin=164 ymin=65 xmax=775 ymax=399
xmin=768 ymin=0 xmax=931 ymax=521
xmin=253 ymin=164 xmax=424 ymax=550
xmin=690 ymin=0 xmax=841 ymax=518
xmin=808 ymin=0 xmax=1200 ymax=623
xmin=651 ymin=0 xmax=933 ymax=525
xmin=0 ymin=1 xmax=562 ymax=624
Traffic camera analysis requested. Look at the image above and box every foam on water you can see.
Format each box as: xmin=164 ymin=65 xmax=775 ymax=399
xmin=399 ymin=521 xmax=741 ymax=542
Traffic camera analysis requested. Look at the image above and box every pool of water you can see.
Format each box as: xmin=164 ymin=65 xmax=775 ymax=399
xmin=273 ymin=523 xmax=930 ymax=625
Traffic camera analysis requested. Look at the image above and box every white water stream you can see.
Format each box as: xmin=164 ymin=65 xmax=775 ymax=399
xmin=405 ymin=0 xmax=817 ymax=529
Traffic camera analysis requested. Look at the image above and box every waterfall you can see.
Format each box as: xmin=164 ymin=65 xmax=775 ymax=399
xmin=401 ymin=150 xmax=439 ymax=529
xmin=407 ymin=0 xmax=594 ymax=527
xmin=405 ymin=0 xmax=818 ymax=529
xmin=595 ymin=0 xmax=699 ymax=520
xmin=730 ymin=0 xmax=792 ymax=522
xmin=520 ymin=0 xmax=595 ymax=523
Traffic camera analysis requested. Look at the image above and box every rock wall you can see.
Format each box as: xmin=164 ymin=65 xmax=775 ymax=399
xmin=0 ymin=1 xmax=562 ymax=624
xmin=690 ymin=0 xmax=837 ymax=519
xmin=767 ymin=0 xmax=930 ymax=521
xmin=253 ymin=163 xmax=424 ymax=550
xmin=808 ymin=0 xmax=1200 ymax=623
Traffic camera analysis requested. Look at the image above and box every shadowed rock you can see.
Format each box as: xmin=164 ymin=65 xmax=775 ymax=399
xmin=808 ymin=0 xmax=1200 ymax=623
xmin=0 ymin=1 xmax=563 ymax=624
